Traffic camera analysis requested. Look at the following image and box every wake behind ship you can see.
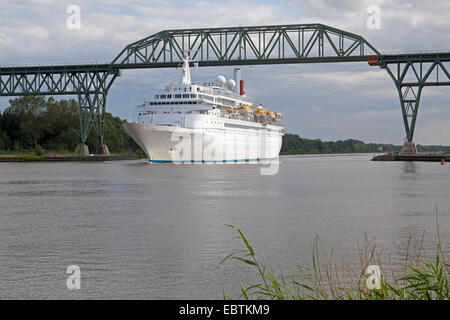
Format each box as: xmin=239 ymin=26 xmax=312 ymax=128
xmin=123 ymin=57 xmax=284 ymax=163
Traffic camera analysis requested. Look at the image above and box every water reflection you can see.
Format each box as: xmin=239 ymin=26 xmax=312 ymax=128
xmin=403 ymin=161 xmax=416 ymax=174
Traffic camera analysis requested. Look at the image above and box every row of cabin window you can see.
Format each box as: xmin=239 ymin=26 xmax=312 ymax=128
xmin=155 ymin=94 xmax=214 ymax=100
xmin=156 ymin=94 xmax=196 ymax=99
xmin=148 ymin=101 xmax=199 ymax=105
xmin=139 ymin=111 xmax=195 ymax=115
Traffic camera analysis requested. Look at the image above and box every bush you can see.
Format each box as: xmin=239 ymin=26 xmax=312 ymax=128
xmin=34 ymin=145 xmax=44 ymax=156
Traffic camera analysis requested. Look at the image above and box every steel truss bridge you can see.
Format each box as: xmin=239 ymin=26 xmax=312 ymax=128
xmin=1 ymin=23 xmax=449 ymax=154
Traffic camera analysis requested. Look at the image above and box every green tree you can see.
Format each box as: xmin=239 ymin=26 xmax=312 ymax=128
xmin=0 ymin=96 xmax=145 ymax=156
xmin=5 ymin=96 xmax=50 ymax=149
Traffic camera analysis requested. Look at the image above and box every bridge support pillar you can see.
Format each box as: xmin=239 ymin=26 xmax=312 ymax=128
xmin=96 ymin=144 xmax=110 ymax=156
xmin=401 ymin=141 xmax=418 ymax=155
xmin=75 ymin=143 xmax=90 ymax=157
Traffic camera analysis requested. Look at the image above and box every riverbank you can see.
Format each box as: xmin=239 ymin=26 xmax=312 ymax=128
xmin=3 ymin=152 xmax=449 ymax=163
xmin=0 ymin=153 xmax=141 ymax=162
xmin=372 ymin=153 xmax=450 ymax=162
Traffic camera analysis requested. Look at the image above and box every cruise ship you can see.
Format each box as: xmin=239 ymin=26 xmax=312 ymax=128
xmin=123 ymin=57 xmax=284 ymax=163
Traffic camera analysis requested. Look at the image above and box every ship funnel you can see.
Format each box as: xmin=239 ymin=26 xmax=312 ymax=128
xmin=233 ymin=68 xmax=241 ymax=94
xmin=240 ymin=80 xmax=245 ymax=96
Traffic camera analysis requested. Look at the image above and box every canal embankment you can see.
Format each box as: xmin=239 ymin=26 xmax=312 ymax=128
xmin=372 ymin=153 xmax=450 ymax=161
xmin=0 ymin=154 xmax=141 ymax=162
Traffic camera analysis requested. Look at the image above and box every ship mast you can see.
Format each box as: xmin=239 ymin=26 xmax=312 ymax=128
xmin=180 ymin=56 xmax=191 ymax=85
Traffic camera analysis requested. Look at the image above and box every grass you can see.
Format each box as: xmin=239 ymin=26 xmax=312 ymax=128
xmin=0 ymin=154 xmax=46 ymax=161
xmin=221 ymin=221 xmax=449 ymax=300
xmin=0 ymin=153 xmax=68 ymax=161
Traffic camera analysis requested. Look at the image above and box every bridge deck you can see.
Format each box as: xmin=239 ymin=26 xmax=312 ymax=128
xmin=2 ymin=53 xmax=450 ymax=76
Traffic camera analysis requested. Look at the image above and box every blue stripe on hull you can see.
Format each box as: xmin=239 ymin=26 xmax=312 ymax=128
xmin=149 ymin=157 xmax=277 ymax=163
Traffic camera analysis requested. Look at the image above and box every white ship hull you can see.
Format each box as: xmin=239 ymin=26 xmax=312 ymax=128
xmin=124 ymin=122 xmax=283 ymax=163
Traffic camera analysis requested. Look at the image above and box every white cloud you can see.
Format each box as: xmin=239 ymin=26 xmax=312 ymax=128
xmin=0 ymin=30 xmax=11 ymax=44
xmin=273 ymin=70 xmax=388 ymax=86
xmin=20 ymin=26 xmax=50 ymax=39
xmin=415 ymin=116 xmax=450 ymax=145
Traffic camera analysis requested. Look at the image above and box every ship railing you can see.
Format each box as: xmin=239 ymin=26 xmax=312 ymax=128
xmin=218 ymin=113 xmax=257 ymax=123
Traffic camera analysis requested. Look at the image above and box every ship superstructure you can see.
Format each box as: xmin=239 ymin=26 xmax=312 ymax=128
xmin=124 ymin=57 xmax=284 ymax=163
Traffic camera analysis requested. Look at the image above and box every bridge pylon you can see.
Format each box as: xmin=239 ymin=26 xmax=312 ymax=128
xmin=75 ymin=92 xmax=110 ymax=156
xmin=377 ymin=52 xmax=450 ymax=155
xmin=74 ymin=71 xmax=118 ymax=156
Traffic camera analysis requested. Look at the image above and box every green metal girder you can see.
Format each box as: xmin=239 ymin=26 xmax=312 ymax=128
xmin=379 ymin=52 xmax=450 ymax=64
xmin=0 ymin=64 xmax=116 ymax=74
xmin=0 ymin=68 xmax=119 ymax=96
xmin=111 ymin=56 xmax=373 ymax=68
xmin=112 ymin=23 xmax=380 ymax=65
xmin=78 ymin=91 xmax=110 ymax=144
xmin=76 ymin=73 xmax=116 ymax=144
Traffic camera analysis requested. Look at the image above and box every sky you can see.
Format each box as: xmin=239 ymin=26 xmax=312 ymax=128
xmin=1 ymin=0 xmax=450 ymax=144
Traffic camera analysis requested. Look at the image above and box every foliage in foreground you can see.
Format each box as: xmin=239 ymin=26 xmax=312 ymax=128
xmin=222 ymin=224 xmax=449 ymax=300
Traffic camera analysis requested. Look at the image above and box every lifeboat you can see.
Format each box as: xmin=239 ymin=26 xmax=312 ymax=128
xmin=266 ymin=111 xmax=276 ymax=123
xmin=254 ymin=108 xmax=267 ymax=123
xmin=238 ymin=105 xmax=252 ymax=115
xmin=226 ymin=108 xmax=234 ymax=113
xmin=254 ymin=109 xmax=267 ymax=115
xmin=275 ymin=112 xmax=283 ymax=122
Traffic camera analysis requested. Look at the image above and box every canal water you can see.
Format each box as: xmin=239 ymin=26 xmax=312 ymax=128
xmin=0 ymin=154 xmax=449 ymax=299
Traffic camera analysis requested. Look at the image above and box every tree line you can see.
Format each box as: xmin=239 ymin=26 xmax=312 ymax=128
xmin=0 ymin=96 xmax=142 ymax=155
xmin=280 ymin=133 xmax=450 ymax=155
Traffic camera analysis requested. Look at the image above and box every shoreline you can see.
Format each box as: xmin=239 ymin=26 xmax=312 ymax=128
xmin=372 ymin=153 xmax=450 ymax=162
xmin=0 ymin=154 xmax=141 ymax=162
xmin=0 ymin=152 xmax=376 ymax=163
xmin=2 ymin=152 xmax=449 ymax=163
